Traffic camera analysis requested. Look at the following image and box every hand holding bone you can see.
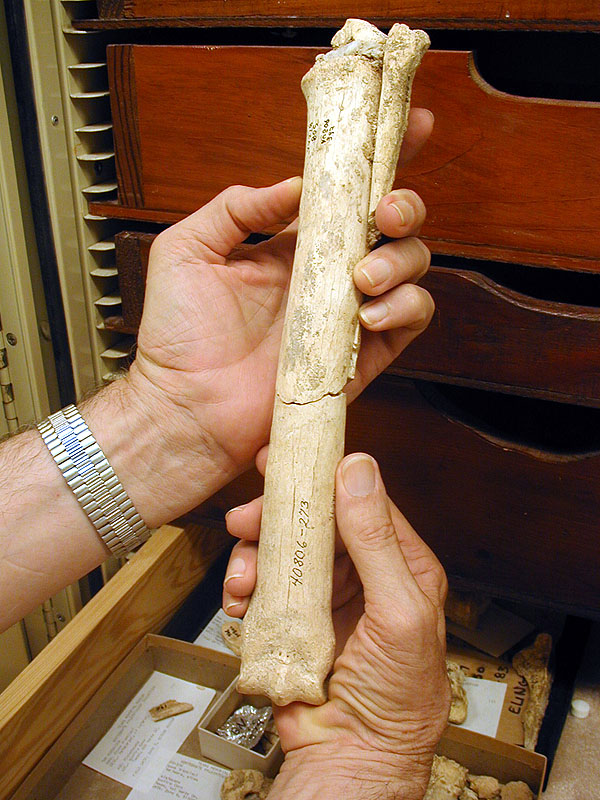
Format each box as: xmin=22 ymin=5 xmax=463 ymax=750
xmin=0 ymin=109 xmax=431 ymax=634
xmin=238 ymin=20 xmax=431 ymax=704
xmin=224 ymin=455 xmax=450 ymax=800
xmin=127 ymin=108 xmax=433 ymax=530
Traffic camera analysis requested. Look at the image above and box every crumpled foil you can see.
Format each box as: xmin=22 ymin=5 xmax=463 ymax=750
xmin=217 ymin=704 xmax=273 ymax=750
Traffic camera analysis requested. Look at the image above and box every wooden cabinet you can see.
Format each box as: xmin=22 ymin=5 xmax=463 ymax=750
xmin=90 ymin=14 xmax=600 ymax=616
xmin=1 ymin=6 xmax=599 ymax=798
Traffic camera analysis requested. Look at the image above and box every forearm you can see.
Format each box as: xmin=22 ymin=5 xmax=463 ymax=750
xmin=270 ymin=745 xmax=432 ymax=800
xmin=0 ymin=371 xmax=231 ymax=632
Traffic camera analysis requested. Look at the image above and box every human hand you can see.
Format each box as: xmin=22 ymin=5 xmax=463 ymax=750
xmin=125 ymin=109 xmax=435 ymax=527
xmin=223 ymin=453 xmax=449 ymax=799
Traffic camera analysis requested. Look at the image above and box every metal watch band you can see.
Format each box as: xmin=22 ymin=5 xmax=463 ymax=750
xmin=37 ymin=405 xmax=152 ymax=556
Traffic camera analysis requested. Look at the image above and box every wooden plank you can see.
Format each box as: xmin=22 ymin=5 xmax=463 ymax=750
xmin=198 ymin=377 xmax=600 ymax=615
xmin=108 ymin=232 xmax=600 ymax=404
xmin=88 ymin=201 xmax=183 ymax=224
xmin=12 ymin=636 xmax=240 ymax=800
xmin=106 ymin=45 xmax=600 ymax=272
xmin=0 ymin=523 xmax=228 ymax=800
xmin=91 ymin=0 xmax=600 ymax=30
xmin=394 ymin=267 xmax=600 ymax=406
xmin=115 ymin=230 xmax=153 ymax=330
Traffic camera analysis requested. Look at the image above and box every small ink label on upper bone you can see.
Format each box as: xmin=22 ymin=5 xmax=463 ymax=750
xmin=320 ymin=119 xmax=335 ymax=144
xmin=307 ymin=120 xmax=335 ymax=150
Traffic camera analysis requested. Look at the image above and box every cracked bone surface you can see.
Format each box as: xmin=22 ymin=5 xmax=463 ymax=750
xmin=238 ymin=19 xmax=429 ymax=706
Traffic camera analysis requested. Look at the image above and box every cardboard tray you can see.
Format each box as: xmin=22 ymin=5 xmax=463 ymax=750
xmin=11 ymin=633 xmax=546 ymax=800
xmin=12 ymin=635 xmax=239 ymax=800
xmin=438 ymin=725 xmax=546 ymax=798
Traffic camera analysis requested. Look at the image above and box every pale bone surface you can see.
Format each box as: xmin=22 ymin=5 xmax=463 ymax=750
xmin=238 ymin=18 xmax=429 ymax=706
xmin=447 ymin=660 xmax=468 ymax=724
xmin=512 ymin=632 xmax=553 ymax=750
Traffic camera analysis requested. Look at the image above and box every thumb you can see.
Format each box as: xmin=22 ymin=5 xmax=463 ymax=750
xmin=335 ymin=453 xmax=418 ymax=609
xmin=175 ymin=177 xmax=302 ymax=258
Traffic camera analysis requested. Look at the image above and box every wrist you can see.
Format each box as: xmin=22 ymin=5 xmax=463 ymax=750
xmin=79 ymin=368 xmax=233 ymax=529
xmin=271 ymin=742 xmax=433 ymax=800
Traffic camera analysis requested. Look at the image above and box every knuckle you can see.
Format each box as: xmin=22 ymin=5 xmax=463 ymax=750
xmin=356 ymin=514 xmax=397 ymax=550
xmin=394 ymin=188 xmax=426 ymax=221
xmin=403 ymin=283 xmax=427 ymax=314
xmin=433 ymin=562 xmax=449 ymax=603
xmin=221 ymin=183 xmax=248 ymax=200
xmin=401 ymin=237 xmax=431 ymax=280
xmin=407 ymin=189 xmax=427 ymax=220
xmin=150 ymin=227 xmax=172 ymax=255
xmin=406 ymin=286 xmax=435 ymax=330
xmin=403 ymin=603 xmax=440 ymax=646
xmin=412 ymin=237 xmax=432 ymax=272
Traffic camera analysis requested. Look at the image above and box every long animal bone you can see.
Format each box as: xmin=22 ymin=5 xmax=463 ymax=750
xmin=238 ymin=19 xmax=430 ymax=706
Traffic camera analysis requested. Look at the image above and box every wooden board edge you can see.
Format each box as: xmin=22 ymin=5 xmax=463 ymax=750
xmin=0 ymin=523 xmax=229 ymax=799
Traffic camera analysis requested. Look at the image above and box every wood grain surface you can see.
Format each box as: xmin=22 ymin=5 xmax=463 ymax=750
xmin=198 ymin=376 xmax=600 ymax=615
xmin=106 ymin=45 xmax=600 ymax=272
xmin=111 ymin=231 xmax=600 ymax=404
xmin=12 ymin=636 xmax=240 ymax=800
xmin=394 ymin=267 xmax=600 ymax=406
xmin=115 ymin=230 xmax=153 ymax=330
xmin=92 ymin=0 xmax=600 ymax=30
xmin=0 ymin=524 xmax=228 ymax=800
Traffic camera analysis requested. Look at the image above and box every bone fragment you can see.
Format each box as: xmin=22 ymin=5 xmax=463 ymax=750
xmin=425 ymin=757 xmax=534 ymax=800
xmin=500 ymin=783 xmax=534 ymax=800
xmin=238 ymin=18 xmax=429 ymax=707
xmin=221 ymin=619 xmax=243 ymax=656
xmin=467 ymin=775 xmax=501 ymax=799
xmin=445 ymin=588 xmax=491 ymax=629
xmin=512 ymin=633 xmax=553 ymax=749
xmin=148 ymin=699 xmax=193 ymax=721
xmin=424 ymin=755 xmax=468 ymax=800
xmin=447 ymin=660 xmax=468 ymax=724
xmin=368 ymin=23 xmax=430 ymax=246
xmin=220 ymin=769 xmax=273 ymax=800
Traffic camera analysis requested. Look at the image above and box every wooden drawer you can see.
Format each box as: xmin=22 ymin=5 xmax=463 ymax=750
xmin=198 ymin=376 xmax=600 ymax=615
xmin=395 ymin=267 xmax=600 ymax=406
xmin=99 ymin=44 xmax=600 ymax=273
xmin=0 ymin=524 xmax=230 ymax=800
xmin=88 ymin=1 xmax=599 ymax=31
xmin=110 ymin=233 xmax=600 ymax=405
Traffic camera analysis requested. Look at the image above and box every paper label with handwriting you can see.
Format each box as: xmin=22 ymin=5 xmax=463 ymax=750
xmin=128 ymin=754 xmax=229 ymax=799
xmin=83 ymin=671 xmax=215 ymax=788
xmin=456 ymin=677 xmax=507 ymax=738
xmin=194 ymin=608 xmax=239 ymax=655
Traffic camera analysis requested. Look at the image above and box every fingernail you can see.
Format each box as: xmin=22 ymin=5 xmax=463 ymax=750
xmin=284 ymin=176 xmax=303 ymax=189
xmin=225 ymin=504 xmax=247 ymax=520
xmin=225 ymin=599 xmax=243 ymax=613
xmin=359 ymin=257 xmax=391 ymax=288
xmin=359 ymin=300 xmax=388 ymax=326
xmin=342 ymin=455 xmax=376 ymax=497
xmin=391 ymin=201 xmax=414 ymax=228
xmin=224 ymin=557 xmax=246 ymax=586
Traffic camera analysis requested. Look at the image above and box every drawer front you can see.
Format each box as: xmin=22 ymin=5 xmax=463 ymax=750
xmin=395 ymin=267 xmax=600 ymax=406
xmin=198 ymin=377 xmax=600 ymax=614
xmin=104 ymin=45 xmax=600 ymax=272
xmin=94 ymin=1 xmax=600 ymax=30
xmin=111 ymin=234 xmax=600 ymax=405
xmin=108 ymin=45 xmax=318 ymax=216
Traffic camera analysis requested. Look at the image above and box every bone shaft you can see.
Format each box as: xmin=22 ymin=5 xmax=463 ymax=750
xmin=239 ymin=395 xmax=345 ymax=705
xmin=239 ymin=52 xmax=382 ymax=706
xmin=239 ymin=19 xmax=430 ymax=706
